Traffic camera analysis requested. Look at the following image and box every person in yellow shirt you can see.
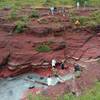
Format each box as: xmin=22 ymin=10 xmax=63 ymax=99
xmin=75 ymin=20 xmax=80 ymax=28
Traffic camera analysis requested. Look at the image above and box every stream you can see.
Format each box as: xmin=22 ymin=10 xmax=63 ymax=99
xmin=0 ymin=73 xmax=74 ymax=100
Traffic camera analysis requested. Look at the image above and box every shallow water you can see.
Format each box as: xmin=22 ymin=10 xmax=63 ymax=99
xmin=0 ymin=73 xmax=73 ymax=100
xmin=0 ymin=73 xmax=47 ymax=100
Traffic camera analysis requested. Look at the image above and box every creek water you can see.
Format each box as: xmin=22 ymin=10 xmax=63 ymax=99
xmin=0 ymin=73 xmax=74 ymax=100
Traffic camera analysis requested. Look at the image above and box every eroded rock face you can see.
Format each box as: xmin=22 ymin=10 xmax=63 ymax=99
xmin=8 ymin=53 xmax=34 ymax=67
xmin=0 ymin=40 xmax=7 ymax=48
xmin=27 ymin=27 xmax=50 ymax=37
xmin=91 ymin=25 xmax=100 ymax=34
xmin=0 ymin=50 xmax=10 ymax=67
xmin=51 ymin=42 xmax=66 ymax=51
xmin=0 ymin=24 xmax=15 ymax=32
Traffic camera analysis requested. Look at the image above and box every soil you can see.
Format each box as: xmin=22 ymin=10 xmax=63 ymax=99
xmin=0 ymin=6 xmax=100 ymax=100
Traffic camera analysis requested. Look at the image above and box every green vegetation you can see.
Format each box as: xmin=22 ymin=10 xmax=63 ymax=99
xmin=7 ymin=10 xmax=18 ymax=21
xmin=36 ymin=44 xmax=51 ymax=52
xmin=58 ymin=82 xmax=100 ymax=100
xmin=0 ymin=0 xmax=100 ymax=10
xmin=30 ymin=10 xmax=39 ymax=18
xmin=70 ymin=10 xmax=100 ymax=27
xmin=74 ymin=0 xmax=90 ymax=6
xmin=27 ymin=82 xmax=100 ymax=100
xmin=14 ymin=20 xmax=27 ymax=33
xmin=27 ymin=94 xmax=50 ymax=100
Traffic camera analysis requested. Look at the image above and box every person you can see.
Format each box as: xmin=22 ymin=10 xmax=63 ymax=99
xmin=75 ymin=20 xmax=80 ymax=29
xmin=54 ymin=7 xmax=57 ymax=13
xmin=51 ymin=59 xmax=56 ymax=68
xmin=50 ymin=7 xmax=54 ymax=15
xmin=74 ymin=63 xmax=81 ymax=77
xmin=76 ymin=2 xmax=80 ymax=9
xmin=61 ymin=59 xmax=65 ymax=70
xmin=74 ymin=63 xmax=81 ymax=72
xmin=61 ymin=7 xmax=66 ymax=16
xmin=75 ymin=20 xmax=80 ymax=26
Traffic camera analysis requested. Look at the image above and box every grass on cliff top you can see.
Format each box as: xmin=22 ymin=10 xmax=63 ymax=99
xmin=27 ymin=82 xmax=100 ymax=100
xmin=0 ymin=0 xmax=100 ymax=10
xmin=70 ymin=10 xmax=100 ymax=27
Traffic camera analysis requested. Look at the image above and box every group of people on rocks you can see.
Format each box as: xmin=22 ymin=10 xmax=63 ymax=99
xmin=49 ymin=6 xmax=66 ymax=16
xmin=47 ymin=58 xmax=82 ymax=86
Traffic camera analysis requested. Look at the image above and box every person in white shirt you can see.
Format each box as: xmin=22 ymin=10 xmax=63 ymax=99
xmin=51 ymin=59 xmax=56 ymax=68
xmin=77 ymin=2 xmax=80 ymax=9
xmin=50 ymin=7 xmax=54 ymax=15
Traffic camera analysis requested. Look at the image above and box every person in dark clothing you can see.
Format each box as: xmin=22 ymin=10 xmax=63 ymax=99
xmin=74 ymin=63 xmax=82 ymax=78
xmin=61 ymin=60 xmax=65 ymax=70
xmin=54 ymin=7 xmax=57 ymax=12
xmin=74 ymin=63 xmax=81 ymax=72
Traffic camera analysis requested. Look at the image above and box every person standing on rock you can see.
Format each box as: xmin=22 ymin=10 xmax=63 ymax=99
xmin=74 ymin=63 xmax=81 ymax=77
xmin=61 ymin=59 xmax=65 ymax=70
xmin=61 ymin=7 xmax=66 ymax=16
xmin=50 ymin=7 xmax=54 ymax=15
xmin=76 ymin=2 xmax=80 ymax=9
xmin=51 ymin=59 xmax=56 ymax=68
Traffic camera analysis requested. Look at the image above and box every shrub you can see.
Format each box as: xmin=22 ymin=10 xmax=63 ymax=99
xmin=14 ymin=20 xmax=26 ymax=33
xmin=30 ymin=10 xmax=39 ymax=18
xmin=36 ymin=44 xmax=51 ymax=52
xmin=43 ymin=0 xmax=55 ymax=6
xmin=70 ymin=16 xmax=89 ymax=26
xmin=90 ymin=11 xmax=100 ymax=24
xmin=20 ymin=16 xmax=29 ymax=23
xmin=8 ymin=10 xmax=17 ymax=20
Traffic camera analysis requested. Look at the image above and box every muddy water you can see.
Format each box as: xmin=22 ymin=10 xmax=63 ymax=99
xmin=0 ymin=73 xmax=74 ymax=100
